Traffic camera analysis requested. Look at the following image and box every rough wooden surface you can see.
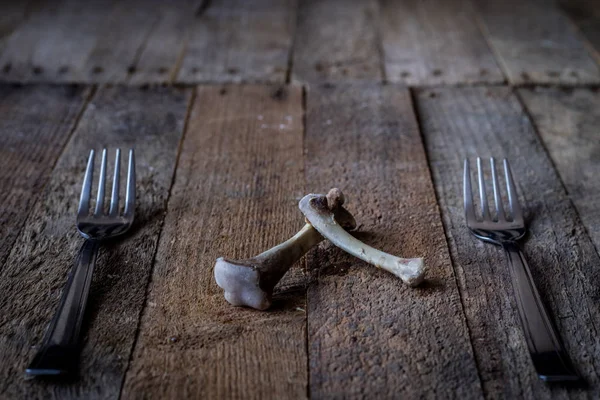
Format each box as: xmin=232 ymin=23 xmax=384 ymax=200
xmin=415 ymin=86 xmax=600 ymax=398
xmin=0 ymin=84 xmax=88 ymax=270
xmin=474 ymin=0 xmax=600 ymax=85
xmin=304 ymin=83 xmax=483 ymax=399
xmin=0 ymin=0 xmax=114 ymax=83
xmin=561 ymin=0 xmax=600 ymax=64
xmin=380 ymin=0 xmax=504 ymax=85
xmin=292 ymin=0 xmax=382 ymax=83
xmin=0 ymin=1 xmax=31 ymax=56
xmin=518 ymin=86 xmax=600 ymax=255
xmin=122 ymin=85 xmax=307 ymax=399
xmin=128 ymin=0 xmax=200 ymax=85
xmin=177 ymin=0 xmax=297 ymax=83
xmin=0 ymin=86 xmax=190 ymax=399
xmin=75 ymin=0 xmax=161 ymax=83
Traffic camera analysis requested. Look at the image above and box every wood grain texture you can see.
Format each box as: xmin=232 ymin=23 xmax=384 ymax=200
xmin=380 ymin=0 xmax=504 ymax=85
xmin=122 ymin=85 xmax=307 ymax=399
xmin=0 ymin=0 xmax=168 ymax=83
xmin=76 ymin=0 xmax=161 ymax=83
xmin=518 ymin=87 xmax=600 ymax=256
xmin=0 ymin=0 xmax=114 ymax=83
xmin=474 ymin=0 xmax=600 ymax=84
xmin=291 ymin=0 xmax=382 ymax=83
xmin=561 ymin=0 xmax=600 ymax=63
xmin=0 ymin=86 xmax=191 ymax=399
xmin=0 ymin=1 xmax=31 ymax=56
xmin=177 ymin=0 xmax=297 ymax=83
xmin=415 ymin=86 xmax=600 ymax=398
xmin=0 ymin=84 xmax=89 ymax=270
xmin=304 ymin=84 xmax=483 ymax=399
xmin=128 ymin=0 xmax=201 ymax=85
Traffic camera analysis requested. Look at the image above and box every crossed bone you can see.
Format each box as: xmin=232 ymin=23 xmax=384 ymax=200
xmin=214 ymin=188 xmax=426 ymax=310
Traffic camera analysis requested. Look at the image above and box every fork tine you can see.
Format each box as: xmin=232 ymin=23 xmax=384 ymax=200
xmin=490 ymin=158 xmax=505 ymax=221
xmin=477 ymin=157 xmax=490 ymax=220
xmin=94 ymin=149 xmax=107 ymax=216
xmin=109 ymin=149 xmax=121 ymax=217
xmin=78 ymin=150 xmax=95 ymax=217
xmin=504 ymin=159 xmax=523 ymax=222
xmin=124 ymin=149 xmax=135 ymax=217
xmin=463 ymin=159 xmax=476 ymax=222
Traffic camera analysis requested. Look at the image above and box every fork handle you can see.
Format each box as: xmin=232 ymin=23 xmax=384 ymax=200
xmin=26 ymin=239 xmax=100 ymax=376
xmin=502 ymin=242 xmax=578 ymax=381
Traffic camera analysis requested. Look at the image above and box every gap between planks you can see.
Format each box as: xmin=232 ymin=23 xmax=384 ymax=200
xmin=117 ymin=87 xmax=198 ymax=399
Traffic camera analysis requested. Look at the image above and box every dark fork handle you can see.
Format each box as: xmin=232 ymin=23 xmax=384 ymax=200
xmin=26 ymin=240 xmax=100 ymax=376
xmin=502 ymin=242 xmax=579 ymax=381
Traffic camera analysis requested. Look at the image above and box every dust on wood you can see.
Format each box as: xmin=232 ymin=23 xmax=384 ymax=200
xmin=121 ymin=85 xmax=307 ymax=399
xmin=304 ymin=83 xmax=483 ymax=399
xmin=128 ymin=0 xmax=201 ymax=85
xmin=0 ymin=86 xmax=191 ymax=399
xmin=415 ymin=86 xmax=600 ymax=398
xmin=177 ymin=0 xmax=297 ymax=84
xmin=292 ymin=0 xmax=383 ymax=83
xmin=0 ymin=84 xmax=89 ymax=271
xmin=474 ymin=0 xmax=600 ymax=84
xmin=380 ymin=0 xmax=504 ymax=85
xmin=519 ymin=86 xmax=600 ymax=256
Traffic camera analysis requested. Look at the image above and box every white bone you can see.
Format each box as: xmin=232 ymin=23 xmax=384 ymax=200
xmin=299 ymin=193 xmax=426 ymax=286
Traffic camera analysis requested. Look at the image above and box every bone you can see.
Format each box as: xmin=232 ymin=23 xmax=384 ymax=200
xmin=214 ymin=191 xmax=356 ymax=310
xmin=299 ymin=193 xmax=426 ymax=286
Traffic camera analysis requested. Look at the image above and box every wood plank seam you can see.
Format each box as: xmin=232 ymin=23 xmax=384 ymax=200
xmin=408 ymin=86 xmax=486 ymax=392
xmin=560 ymin=4 xmax=600 ymax=69
xmin=373 ymin=0 xmax=387 ymax=83
xmin=0 ymin=83 xmax=95 ymax=270
xmin=470 ymin=2 xmax=510 ymax=85
xmin=300 ymin=84 xmax=310 ymax=400
xmin=514 ymin=87 xmax=600 ymax=260
xmin=168 ymin=12 xmax=198 ymax=85
xmin=117 ymin=86 xmax=197 ymax=400
xmin=125 ymin=14 xmax=164 ymax=83
xmin=284 ymin=1 xmax=299 ymax=84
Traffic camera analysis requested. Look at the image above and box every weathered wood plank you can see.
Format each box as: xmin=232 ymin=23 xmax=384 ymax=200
xmin=518 ymin=87 xmax=600 ymax=256
xmin=380 ymin=0 xmax=504 ymax=85
xmin=122 ymin=85 xmax=307 ymax=399
xmin=128 ymin=0 xmax=201 ymax=85
xmin=0 ymin=0 xmax=114 ymax=83
xmin=0 ymin=86 xmax=191 ymax=399
xmin=304 ymin=84 xmax=483 ymax=399
xmin=76 ymin=0 xmax=161 ymax=83
xmin=292 ymin=0 xmax=382 ymax=83
xmin=415 ymin=86 xmax=600 ymax=398
xmin=0 ymin=84 xmax=89 ymax=270
xmin=177 ymin=0 xmax=297 ymax=83
xmin=0 ymin=1 xmax=32 ymax=57
xmin=474 ymin=0 xmax=600 ymax=84
xmin=561 ymin=0 xmax=600 ymax=61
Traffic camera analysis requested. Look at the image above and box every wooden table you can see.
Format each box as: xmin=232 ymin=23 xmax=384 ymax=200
xmin=1 ymin=0 xmax=599 ymax=398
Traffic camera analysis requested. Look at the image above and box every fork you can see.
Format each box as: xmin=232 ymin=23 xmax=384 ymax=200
xmin=26 ymin=148 xmax=135 ymax=377
xmin=464 ymin=157 xmax=578 ymax=382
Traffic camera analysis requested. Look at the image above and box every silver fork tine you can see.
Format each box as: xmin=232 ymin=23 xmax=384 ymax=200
xmin=463 ymin=159 xmax=476 ymax=222
xmin=78 ymin=150 xmax=95 ymax=217
xmin=94 ymin=149 xmax=108 ymax=216
xmin=109 ymin=149 xmax=121 ymax=217
xmin=490 ymin=158 xmax=505 ymax=221
xmin=477 ymin=157 xmax=490 ymax=220
xmin=504 ymin=159 xmax=523 ymax=222
xmin=124 ymin=149 xmax=135 ymax=217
